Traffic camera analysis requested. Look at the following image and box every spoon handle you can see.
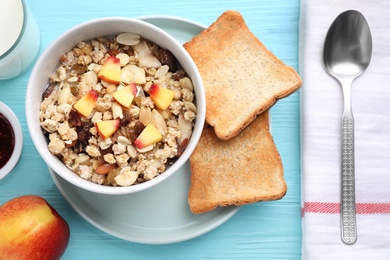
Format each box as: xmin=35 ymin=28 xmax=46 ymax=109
xmin=341 ymin=115 xmax=357 ymax=244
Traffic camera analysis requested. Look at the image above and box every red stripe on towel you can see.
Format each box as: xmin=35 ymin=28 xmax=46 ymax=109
xmin=301 ymin=202 xmax=390 ymax=217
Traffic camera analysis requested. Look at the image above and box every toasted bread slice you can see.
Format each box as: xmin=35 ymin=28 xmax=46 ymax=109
xmin=188 ymin=111 xmax=286 ymax=214
xmin=184 ymin=10 xmax=302 ymax=140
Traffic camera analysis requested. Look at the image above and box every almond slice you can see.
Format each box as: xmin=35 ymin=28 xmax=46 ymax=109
xmin=133 ymin=41 xmax=161 ymax=68
xmin=116 ymin=32 xmax=141 ymax=46
xmin=155 ymin=65 xmax=169 ymax=79
xmin=139 ymin=106 xmax=152 ymax=125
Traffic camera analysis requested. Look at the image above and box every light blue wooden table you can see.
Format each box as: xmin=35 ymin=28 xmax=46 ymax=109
xmin=0 ymin=0 xmax=301 ymax=259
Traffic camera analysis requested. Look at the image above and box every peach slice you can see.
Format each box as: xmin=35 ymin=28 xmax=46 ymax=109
xmin=149 ymin=83 xmax=175 ymax=110
xmin=95 ymin=119 xmax=120 ymax=140
xmin=73 ymin=89 xmax=99 ymax=117
xmin=98 ymin=56 xmax=121 ymax=84
xmin=133 ymin=123 xmax=162 ymax=149
xmin=112 ymin=84 xmax=137 ymax=108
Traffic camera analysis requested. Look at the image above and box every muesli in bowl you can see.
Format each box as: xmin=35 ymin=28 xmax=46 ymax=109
xmin=27 ymin=18 xmax=205 ymax=194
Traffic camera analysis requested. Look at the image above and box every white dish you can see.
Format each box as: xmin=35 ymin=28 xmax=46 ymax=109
xmin=0 ymin=101 xmax=23 ymax=180
xmin=27 ymin=16 xmax=206 ymax=195
xmin=49 ymin=16 xmax=240 ymax=244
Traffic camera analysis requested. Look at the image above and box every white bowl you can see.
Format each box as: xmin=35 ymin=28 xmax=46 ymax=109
xmin=26 ymin=17 xmax=205 ymax=195
xmin=0 ymin=102 xmax=23 ymax=180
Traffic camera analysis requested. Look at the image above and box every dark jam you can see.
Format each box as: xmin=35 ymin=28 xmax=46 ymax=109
xmin=0 ymin=113 xmax=15 ymax=169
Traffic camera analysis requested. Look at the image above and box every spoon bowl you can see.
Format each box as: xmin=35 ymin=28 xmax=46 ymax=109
xmin=324 ymin=10 xmax=372 ymax=79
xmin=323 ymin=10 xmax=372 ymax=245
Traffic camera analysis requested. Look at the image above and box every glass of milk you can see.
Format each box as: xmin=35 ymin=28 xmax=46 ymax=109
xmin=0 ymin=0 xmax=40 ymax=80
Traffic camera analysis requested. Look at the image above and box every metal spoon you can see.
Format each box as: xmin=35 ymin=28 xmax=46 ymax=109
xmin=323 ymin=10 xmax=372 ymax=245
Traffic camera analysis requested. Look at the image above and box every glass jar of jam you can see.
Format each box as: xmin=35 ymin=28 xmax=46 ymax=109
xmin=0 ymin=102 xmax=23 ymax=180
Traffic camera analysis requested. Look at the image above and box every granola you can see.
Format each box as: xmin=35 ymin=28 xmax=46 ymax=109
xmin=40 ymin=32 xmax=196 ymax=187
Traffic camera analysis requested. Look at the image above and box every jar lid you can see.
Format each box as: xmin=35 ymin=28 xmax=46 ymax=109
xmin=0 ymin=102 xmax=23 ymax=180
xmin=0 ymin=0 xmax=24 ymax=57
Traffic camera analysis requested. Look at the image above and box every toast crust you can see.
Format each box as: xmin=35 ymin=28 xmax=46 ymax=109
xmin=188 ymin=111 xmax=287 ymax=214
xmin=184 ymin=10 xmax=302 ymax=140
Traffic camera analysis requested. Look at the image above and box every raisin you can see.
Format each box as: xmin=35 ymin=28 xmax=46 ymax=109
xmin=77 ymin=121 xmax=94 ymax=141
xmin=134 ymin=121 xmax=145 ymax=136
xmin=120 ymin=110 xmax=131 ymax=126
xmin=158 ymin=49 xmax=178 ymax=72
xmin=71 ymin=64 xmax=88 ymax=74
xmin=167 ymin=157 xmax=178 ymax=166
xmin=125 ymin=48 xmax=135 ymax=57
xmin=65 ymin=140 xmax=77 ymax=148
xmin=69 ymin=110 xmax=82 ymax=127
xmin=73 ymin=141 xmax=87 ymax=154
xmin=108 ymin=49 xmax=119 ymax=56
xmin=177 ymin=138 xmax=189 ymax=157
xmin=174 ymin=69 xmax=186 ymax=80
xmin=100 ymin=146 xmax=113 ymax=156
xmin=95 ymin=156 xmax=104 ymax=166
xmin=55 ymin=153 xmax=64 ymax=160
xmin=42 ymin=82 xmax=57 ymax=99
xmin=127 ymin=122 xmax=145 ymax=142
xmin=111 ymin=132 xmax=118 ymax=143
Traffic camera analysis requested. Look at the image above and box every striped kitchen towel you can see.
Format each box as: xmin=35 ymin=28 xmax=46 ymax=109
xmin=300 ymin=0 xmax=390 ymax=259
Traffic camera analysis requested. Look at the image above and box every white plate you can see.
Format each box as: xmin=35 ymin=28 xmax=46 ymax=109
xmin=49 ymin=16 xmax=240 ymax=245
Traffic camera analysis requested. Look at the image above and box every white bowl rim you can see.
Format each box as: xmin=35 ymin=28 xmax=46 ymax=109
xmin=0 ymin=101 xmax=23 ymax=180
xmin=26 ymin=17 xmax=206 ymax=195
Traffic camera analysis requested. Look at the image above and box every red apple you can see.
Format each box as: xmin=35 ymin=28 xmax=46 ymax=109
xmin=0 ymin=195 xmax=70 ymax=260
